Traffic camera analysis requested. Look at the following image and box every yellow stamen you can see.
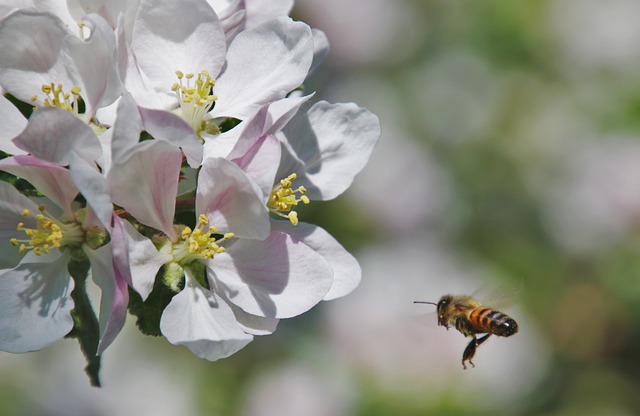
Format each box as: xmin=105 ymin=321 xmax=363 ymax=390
xmin=172 ymin=70 xmax=217 ymax=134
xmin=172 ymin=215 xmax=233 ymax=264
xmin=267 ymin=173 xmax=310 ymax=225
xmin=12 ymin=205 xmax=84 ymax=256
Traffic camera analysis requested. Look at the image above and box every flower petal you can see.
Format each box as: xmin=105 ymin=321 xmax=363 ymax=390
xmin=120 ymin=218 xmax=172 ymax=300
xmin=0 ymin=10 xmax=70 ymax=103
xmin=272 ymin=221 xmax=361 ymax=300
xmin=108 ymin=140 xmax=182 ymax=240
xmin=278 ymin=101 xmax=381 ymax=200
xmin=0 ymin=94 xmax=27 ymax=155
xmin=12 ymin=107 xmax=102 ymax=166
xmin=0 ymin=181 xmax=40 ymax=269
xmin=68 ymin=152 xmax=112 ymax=229
xmin=129 ymin=0 xmax=226 ymax=108
xmin=196 ymin=157 xmax=270 ymax=239
xmin=160 ymin=270 xmax=253 ymax=361
xmin=212 ymin=17 xmax=313 ymax=119
xmin=0 ymin=155 xmax=78 ymax=219
xmin=0 ymin=251 xmax=74 ymax=353
xmin=211 ymin=230 xmax=333 ymax=318
xmin=139 ymin=106 xmax=203 ymax=168
xmin=83 ymin=242 xmax=128 ymax=355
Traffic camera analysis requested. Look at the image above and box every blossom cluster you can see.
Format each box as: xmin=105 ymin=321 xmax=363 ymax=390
xmin=0 ymin=0 xmax=379 ymax=385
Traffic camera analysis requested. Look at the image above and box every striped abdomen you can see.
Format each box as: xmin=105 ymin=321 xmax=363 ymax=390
xmin=468 ymin=308 xmax=518 ymax=337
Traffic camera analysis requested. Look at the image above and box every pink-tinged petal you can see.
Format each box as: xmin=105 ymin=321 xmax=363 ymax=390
xmin=139 ymin=106 xmax=203 ymax=168
xmin=0 ymin=181 xmax=40 ymax=269
xmin=0 ymin=10 xmax=70 ymax=104
xmin=63 ymin=13 xmax=121 ymax=121
xmin=83 ymin=242 xmax=128 ymax=355
xmin=160 ymin=270 xmax=253 ymax=361
xmin=110 ymin=92 xmax=143 ymax=165
xmin=108 ymin=140 xmax=182 ymax=240
xmin=0 ymin=155 xmax=78 ymax=219
xmin=226 ymin=95 xmax=312 ymax=162
xmin=211 ymin=230 xmax=333 ymax=319
xmin=278 ymin=101 xmax=381 ymax=200
xmin=272 ymin=221 xmax=361 ymax=300
xmin=196 ymin=157 xmax=270 ymax=239
xmin=212 ymin=17 xmax=313 ymax=120
xmin=0 ymin=250 xmax=74 ymax=353
xmin=120 ymin=218 xmax=172 ymax=300
xmin=68 ymin=152 xmax=112 ymax=228
xmin=12 ymin=107 xmax=102 ymax=165
xmin=0 ymin=95 xmax=27 ymax=155
xmin=131 ymin=0 xmax=226 ymax=103
xmin=232 ymin=134 xmax=281 ymax=202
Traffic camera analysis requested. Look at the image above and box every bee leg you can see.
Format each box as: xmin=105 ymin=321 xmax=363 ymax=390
xmin=462 ymin=334 xmax=492 ymax=369
xmin=476 ymin=334 xmax=491 ymax=347
xmin=462 ymin=337 xmax=477 ymax=369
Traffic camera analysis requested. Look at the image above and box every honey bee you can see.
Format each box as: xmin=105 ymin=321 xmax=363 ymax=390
xmin=414 ymin=294 xmax=519 ymax=369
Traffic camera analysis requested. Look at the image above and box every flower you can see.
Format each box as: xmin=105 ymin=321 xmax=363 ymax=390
xmin=0 ymin=9 xmax=121 ymax=126
xmin=113 ymin=0 xmax=314 ymax=137
xmin=111 ymin=142 xmax=333 ymax=360
xmin=0 ymin=106 xmax=131 ymax=357
xmin=216 ymin=98 xmax=381 ymax=299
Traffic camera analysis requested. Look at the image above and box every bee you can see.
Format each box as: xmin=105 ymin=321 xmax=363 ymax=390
xmin=414 ymin=294 xmax=519 ymax=369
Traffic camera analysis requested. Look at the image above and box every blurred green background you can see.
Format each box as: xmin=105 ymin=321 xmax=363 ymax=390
xmin=3 ymin=0 xmax=640 ymax=414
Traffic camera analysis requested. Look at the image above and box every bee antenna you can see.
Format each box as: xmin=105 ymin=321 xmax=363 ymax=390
xmin=414 ymin=301 xmax=437 ymax=306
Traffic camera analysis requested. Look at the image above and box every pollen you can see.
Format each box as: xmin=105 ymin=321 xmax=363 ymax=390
xmin=172 ymin=215 xmax=233 ymax=264
xmin=32 ymin=83 xmax=83 ymax=115
xmin=172 ymin=70 xmax=217 ymax=134
xmin=267 ymin=173 xmax=310 ymax=225
xmin=12 ymin=206 xmax=84 ymax=256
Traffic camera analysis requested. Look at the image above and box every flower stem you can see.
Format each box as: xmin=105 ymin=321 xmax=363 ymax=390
xmin=65 ymin=259 xmax=102 ymax=387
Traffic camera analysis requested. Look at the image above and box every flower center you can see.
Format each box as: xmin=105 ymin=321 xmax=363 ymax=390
xmin=10 ymin=206 xmax=85 ymax=256
xmin=171 ymin=214 xmax=234 ymax=265
xmin=267 ymin=173 xmax=310 ymax=225
xmin=32 ymin=83 xmax=83 ymax=115
xmin=171 ymin=70 xmax=217 ymax=135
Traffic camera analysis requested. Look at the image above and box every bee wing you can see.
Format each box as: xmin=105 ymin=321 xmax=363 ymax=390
xmin=472 ymin=281 xmax=523 ymax=310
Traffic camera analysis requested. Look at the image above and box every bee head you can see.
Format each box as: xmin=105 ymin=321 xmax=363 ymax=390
xmin=436 ymin=295 xmax=453 ymax=327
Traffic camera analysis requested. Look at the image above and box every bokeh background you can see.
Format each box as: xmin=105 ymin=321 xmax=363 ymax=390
xmin=3 ymin=0 xmax=640 ymax=414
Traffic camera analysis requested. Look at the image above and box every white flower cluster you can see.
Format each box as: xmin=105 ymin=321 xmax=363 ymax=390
xmin=0 ymin=0 xmax=379 ymax=384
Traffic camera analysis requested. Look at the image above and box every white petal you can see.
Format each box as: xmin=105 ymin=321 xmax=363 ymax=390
xmin=84 ymin=243 xmax=129 ymax=354
xmin=131 ymin=0 xmax=226 ymax=104
xmin=0 ymin=155 xmax=78 ymax=219
xmin=272 ymin=221 xmax=361 ymax=300
xmin=0 ymin=95 xmax=27 ymax=155
xmin=12 ymin=107 xmax=102 ymax=165
xmin=139 ymin=106 xmax=203 ymax=168
xmin=211 ymin=230 xmax=333 ymax=318
xmin=0 ymin=251 xmax=74 ymax=353
xmin=0 ymin=10 xmax=70 ymax=103
xmin=108 ymin=140 xmax=182 ymax=240
xmin=120 ymin=219 xmax=172 ymax=300
xmin=279 ymin=101 xmax=381 ymax=200
xmin=68 ymin=152 xmax=112 ymax=228
xmin=244 ymin=0 xmax=293 ymax=29
xmin=160 ymin=272 xmax=252 ymax=361
xmin=196 ymin=157 xmax=270 ymax=239
xmin=212 ymin=17 xmax=313 ymax=119
xmin=0 ymin=181 xmax=40 ymax=269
